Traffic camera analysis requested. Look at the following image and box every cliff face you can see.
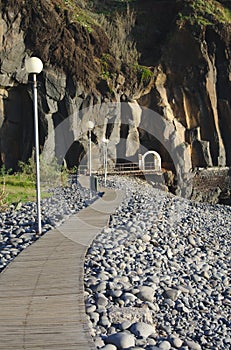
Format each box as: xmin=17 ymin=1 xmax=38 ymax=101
xmin=0 ymin=0 xmax=231 ymax=197
xmin=135 ymin=0 xmax=231 ymax=169
xmin=0 ymin=0 xmax=150 ymax=164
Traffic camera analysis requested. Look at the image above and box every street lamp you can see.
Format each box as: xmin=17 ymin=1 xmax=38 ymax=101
xmin=102 ymin=137 xmax=109 ymax=187
xmin=25 ymin=57 xmax=43 ymax=234
xmin=86 ymin=120 xmax=94 ymax=198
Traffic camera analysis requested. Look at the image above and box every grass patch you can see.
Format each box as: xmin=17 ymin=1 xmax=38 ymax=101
xmin=55 ymin=0 xmax=96 ymax=32
xmin=0 ymin=156 xmax=68 ymax=211
xmin=178 ymin=0 xmax=231 ymax=27
xmin=0 ymin=173 xmax=50 ymax=209
xmin=4 ymin=176 xmax=36 ymax=204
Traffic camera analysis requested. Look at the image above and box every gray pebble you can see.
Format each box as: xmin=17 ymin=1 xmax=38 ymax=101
xmin=83 ymin=176 xmax=231 ymax=350
xmin=105 ymin=331 xmax=135 ymax=349
xmin=120 ymin=321 xmax=132 ymax=330
xmin=185 ymin=340 xmax=202 ymax=350
xmin=130 ymin=322 xmax=155 ymax=338
xmin=158 ymin=340 xmax=171 ymax=350
xmin=100 ymin=345 xmax=117 ymax=350
xmin=137 ymin=286 xmax=155 ymax=302
xmin=163 ymin=288 xmax=181 ymax=301
xmin=169 ymin=335 xmax=183 ymax=348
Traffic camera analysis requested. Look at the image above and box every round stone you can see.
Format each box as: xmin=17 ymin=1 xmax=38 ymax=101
xmin=185 ymin=339 xmax=202 ymax=350
xmin=105 ymin=331 xmax=135 ymax=349
xmin=163 ymin=288 xmax=181 ymax=301
xmin=137 ymin=286 xmax=155 ymax=302
xmin=159 ymin=340 xmax=171 ymax=350
xmin=100 ymin=345 xmax=117 ymax=350
xmin=169 ymin=336 xmax=183 ymax=348
xmin=130 ymin=322 xmax=156 ymax=338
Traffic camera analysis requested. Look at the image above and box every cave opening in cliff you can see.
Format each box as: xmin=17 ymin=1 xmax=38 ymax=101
xmin=64 ymin=141 xmax=85 ymax=169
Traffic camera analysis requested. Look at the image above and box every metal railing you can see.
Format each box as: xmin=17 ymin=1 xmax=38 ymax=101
xmin=78 ymin=162 xmax=161 ymax=175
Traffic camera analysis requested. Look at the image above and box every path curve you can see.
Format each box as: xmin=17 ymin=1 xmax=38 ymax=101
xmin=0 ymin=180 xmax=124 ymax=349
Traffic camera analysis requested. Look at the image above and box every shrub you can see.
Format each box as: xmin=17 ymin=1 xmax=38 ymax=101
xmin=97 ymin=5 xmax=140 ymax=67
xmin=134 ymin=65 xmax=154 ymax=85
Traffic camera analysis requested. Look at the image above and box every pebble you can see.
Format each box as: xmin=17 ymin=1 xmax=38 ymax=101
xmin=120 ymin=321 xmax=132 ymax=330
xmin=185 ymin=340 xmax=202 ymax=350
xmin=130 ymin=322 xmax=155 ymax=338
xmin=97 ymin=293 xmax=109 ymax=307
xmin=105 ymin=331 xmax=135 ymax=349
xmin=158 ymin=340 xmax=171 ymax=350
xmin=137 ymin=286 xmax=155 ymax=302
xmin=100 ymin=345 xmax=117 ymax=350
xmin=169 ymin=336 xmax=183 ymax=348
xmin=89 ymin=312 xmax=99 ymax=324
xmin=163 ymin=288 xmax=181 ymax=301
xmin=82 ymin=176 xmax=231 ymax=350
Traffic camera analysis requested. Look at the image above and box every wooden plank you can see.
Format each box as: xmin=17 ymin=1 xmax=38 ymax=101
xmin=0 ymin=185 xmax=124 ymax=349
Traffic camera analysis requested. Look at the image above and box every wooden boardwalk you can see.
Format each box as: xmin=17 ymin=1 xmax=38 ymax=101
xmin=0 ymin=180 xmax=124 ymax=349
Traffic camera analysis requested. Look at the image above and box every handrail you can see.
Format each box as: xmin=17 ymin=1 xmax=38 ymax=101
xmin=78 ymin=162 xmax=161 ymax=175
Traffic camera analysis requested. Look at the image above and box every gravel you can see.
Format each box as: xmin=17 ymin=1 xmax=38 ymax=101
xmin=0 ymin=177 xmax=92 ymax=272
xmin=84 ymin=176 xmax=231 ymax=350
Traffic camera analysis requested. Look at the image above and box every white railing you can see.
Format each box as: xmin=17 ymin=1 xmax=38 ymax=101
xmin=78 ymin=162 xmax=160 ymax=175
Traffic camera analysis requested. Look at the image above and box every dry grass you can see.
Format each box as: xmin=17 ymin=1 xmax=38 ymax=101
xmin=97 ymin=5 xmax=140 ymax=67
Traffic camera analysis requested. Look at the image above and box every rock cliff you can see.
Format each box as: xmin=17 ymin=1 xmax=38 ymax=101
xmin=0 ymin=0 xmax=231 ymax=197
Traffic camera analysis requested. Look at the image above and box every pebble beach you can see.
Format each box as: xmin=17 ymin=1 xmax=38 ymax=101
xmin=84 ymin=176 xmax=231 ymax=350
xmin=0 ymin=175 xmax=230 ymax=350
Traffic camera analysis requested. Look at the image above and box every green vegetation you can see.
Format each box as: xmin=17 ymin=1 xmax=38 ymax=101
xmin=19 ymin=155 xmax=68 ymax=190
xmin=0 ymin=163 xmax=40 ymax=210
xmin=0 ymin=171 xmax=8 ymax=211
xmin=0 ymin=171 xmax=38 ymax=208
xmin=55 ymin=0 xmax=96 ymax=32
xmin=56 ymin=1 xmax=140 ymax=70
xmin=0 ymin=156 xmax=68 ymax=211
xmin=100 ymin=53 xmax=111 ymax=80
xmin=71 ymin=9 xmax=94 ymax=33
xmin=178 ymin=0 xmax=231 ymax=27
xmin=100 ymin=53 xmax=116 ymax=81
xmin=134 ymin=65 xmax=154 ymax=85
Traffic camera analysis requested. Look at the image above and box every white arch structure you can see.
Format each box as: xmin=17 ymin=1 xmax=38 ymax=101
xmin=139 ymin=151 xmax=161 ymax=171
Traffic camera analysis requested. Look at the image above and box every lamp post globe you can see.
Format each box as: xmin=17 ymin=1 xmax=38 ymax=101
xmin=101 ymin=136 xmax=109 ymax=144
xmin=86 ymin=120 xmax=94 ymax=130
xmin=25 ymin=57 xmax=43 ymax=74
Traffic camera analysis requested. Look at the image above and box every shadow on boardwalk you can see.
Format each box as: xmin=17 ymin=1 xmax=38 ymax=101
xmin=0 ymin=179 xmax=124 ymax=350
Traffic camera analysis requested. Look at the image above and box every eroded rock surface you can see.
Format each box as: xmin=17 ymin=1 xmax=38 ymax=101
xmin=0 ymin=1 xmax=231 ymax=198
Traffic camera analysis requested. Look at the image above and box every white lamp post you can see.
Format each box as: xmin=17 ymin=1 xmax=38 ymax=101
xmin=86 ymin=120 xmax=94 ymax=198
xmin=25 ymin=57 xmax=43 ymax=234
xmin=102 ymin=137 xmax=109 ymax=187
